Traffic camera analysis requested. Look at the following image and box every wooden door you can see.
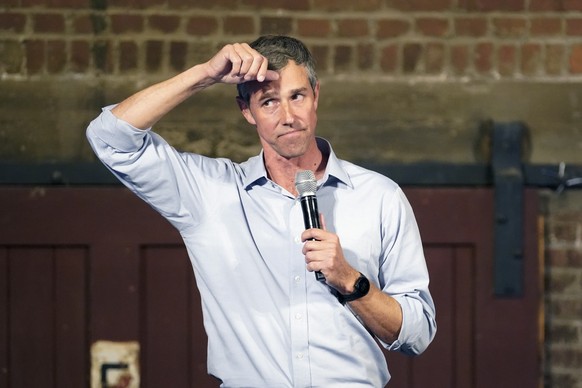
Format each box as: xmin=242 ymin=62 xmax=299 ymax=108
xmin=386 ymin=188 xmax=541 ymax=388
xmin=0 ymin=187 xmax=541 ymax=387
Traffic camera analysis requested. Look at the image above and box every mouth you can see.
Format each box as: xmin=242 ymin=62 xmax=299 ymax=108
xmin=278 ymin=128 xmax=305 ymax=138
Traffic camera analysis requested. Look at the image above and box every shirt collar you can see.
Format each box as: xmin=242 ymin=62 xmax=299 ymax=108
xmin=241 ymin=137 xmax=353 ymax=191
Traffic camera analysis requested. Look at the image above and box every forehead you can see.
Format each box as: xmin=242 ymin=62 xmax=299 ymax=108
xmin=248 ymin=61 xmax=311 ymax=99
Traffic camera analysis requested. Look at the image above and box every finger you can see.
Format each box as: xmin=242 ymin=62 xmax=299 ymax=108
xmin=301 ymin=228 xmax=322 ymax=243
xmin=236 ymin=43 xmax=258 ymax=78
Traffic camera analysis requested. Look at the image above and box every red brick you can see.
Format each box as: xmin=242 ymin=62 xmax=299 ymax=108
xmin=334 ymin=45 xmax=352 ymax=72
xmin=25 ymin=39 xmax=45 ymax=74
xmin=146 ymin=40 xmax=163 ymax=72
xmin=551 ymin=299 xmax=582 ymax=320
xmin=545 ymin=44 xmax=564 ymax=75
xmin=140 ymin=0 xmax=166 ymax=7
xmin=46 ymin=40 xmax=66 ymax=73
xmin=241 ymin=0 xmax=309 ymax=10
xmin=459 ymin=0 xmax=525 ymax=11
xmin=224 ymin=16 xmax=255 ymax=35
xmin=33 ymin=13 xmax=65 ymax=33
xmin=259 ymin=17 xmax=292 ymax=35
xmin=357 ymin=43 xmax=374 ymax=70
xmin=186 ymin=16 xmax=218 ymax=36
xmin=170 ymin=41 xmax=187 ymax=71
xmin=454 ymin=17 xmax=488 ymax=37
xmin=297 ymin=18 xmax=331 ymax=38
xmin=149 ymin=15 xmax=180 ymax=34
xmin=564 ymin=0 xmax=582 ymax=10
xmin=108 ymin=0 xmax=147 ymax=8
xmin=497 ymin=44 xmax=516 ymax=76
xmin=521 ymin=43 xmax=542 ymax=75
xmin=73 ymin=14 xmax=94 ymax=34
xmin=403 ymin=43 xmax=422 ymax=73
xmin=492 ymin=17 xmax=527 ymax=38
xmin=415 ymin=18 xmax=449 ymax=37
xmin=474 ymin=42 xmax=493 ymax=74
xmin=312 ymin=0 xmax=382 ymax=11
xmin=380 ymin=44 xmax=398 ymax=73
xmin=93 ymin=40 xmax=113 ymax=73
xmin=310 ymin=45 xmax=329 ymax=72
xmin=385 ymin=0 xmax=453 ymax=11
xmin=337 ymin=19 xmax=369 ymax=38
xmin=48 ymin=0 xmax=90 ymax=7
xmin=530 ymin=0 xmax=563 ymax=11
xmin=119 ymin=41 xmax=138 ymax=72
xmin=425 ymin=42 xmax=445 ymax=73
xmin=376 ymin=19 xmax=410 ymax=39
xmin=566 ymin=18 xmax=582 ymax=36
xmin=569 ymin=44 xmax=582 ymax=73
xmin=450 ymin=44 xmax=469 ymax=74
xmin=111 ymin=14 xmax=143 ymax=34
xmin=531 ymin=18 xmax=562 ymax=36
xmin=70 ymin=40 xmax=90 ymax=72
xmin=0 ymin=13 xmax=26 ymax=33
xmin=0 ymin=39 xmax=23 ymax=73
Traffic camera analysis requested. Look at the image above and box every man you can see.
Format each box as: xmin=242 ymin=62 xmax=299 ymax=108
xmin=87 ymin=35 xmax=436 ymax=387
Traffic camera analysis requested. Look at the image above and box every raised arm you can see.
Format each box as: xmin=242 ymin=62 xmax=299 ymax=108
xmin=111 ymin=43 xmax=279 ymax=130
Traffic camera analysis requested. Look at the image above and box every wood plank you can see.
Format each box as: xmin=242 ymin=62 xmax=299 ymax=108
xmin=141 ymin=245 xmax=191 ymax=387
xmin=10 ymin=247 xmax=55 ymax=387
xmin=55 ymin=247 xmax=88 ymax=387
xmin=0 ymin=247 xmax=8 ymax=387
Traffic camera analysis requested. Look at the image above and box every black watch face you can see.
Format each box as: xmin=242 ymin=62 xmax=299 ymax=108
xmin=357 ymin=276 xmax=370 ymax=295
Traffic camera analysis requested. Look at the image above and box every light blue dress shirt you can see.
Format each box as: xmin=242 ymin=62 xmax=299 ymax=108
xmin=87 ymin=106 xmax=436 ymax=388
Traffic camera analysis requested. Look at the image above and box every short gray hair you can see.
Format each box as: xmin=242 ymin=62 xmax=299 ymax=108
xmin=236 ymin=35 xmax=318 ymax=104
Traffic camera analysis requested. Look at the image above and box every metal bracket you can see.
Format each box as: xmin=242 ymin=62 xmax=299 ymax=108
xmin=100 ymin=362 xmax=129 ymax=388
xmin=492 ymin=122 xmax=526 ymax=297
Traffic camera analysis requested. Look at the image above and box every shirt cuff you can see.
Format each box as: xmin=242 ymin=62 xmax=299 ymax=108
xmin=89 ymin=105 xmax=151 ymax=152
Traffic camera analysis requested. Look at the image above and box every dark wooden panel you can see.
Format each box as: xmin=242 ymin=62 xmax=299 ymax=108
xmin=90 ymin=244 xmax=141 ymax=342
xmin=55 ymin=247 xmax=88 ymax=388
xmin=0 ymin=187 xmax=541 ymax=387
xmin=141 ymin=245 xmax=193 ymax=387
xmin=4 ymin=246 xmax=89 ymax=388
xmin=386 ymin=245 xmax=475 ymax=388
xmin=0 ymin=247 xmax=8 ymax=387
xmin=9 ymin=247 xmax=55 ymax=387
xmin=140 ymin=245 xmax=217 ymax=388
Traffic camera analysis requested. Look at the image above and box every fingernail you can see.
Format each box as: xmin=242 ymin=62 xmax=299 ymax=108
xmin=257 ymin=75 xmax=265 ymax=82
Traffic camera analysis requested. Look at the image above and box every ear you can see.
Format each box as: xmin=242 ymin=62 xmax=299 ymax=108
xmin=236 ymin=96 xmax=257 ymax=126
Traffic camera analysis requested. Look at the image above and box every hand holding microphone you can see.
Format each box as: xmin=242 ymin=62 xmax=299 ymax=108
xmin=295 ymin=170 xmax=326 ymax=282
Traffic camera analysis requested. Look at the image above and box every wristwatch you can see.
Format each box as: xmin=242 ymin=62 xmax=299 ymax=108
xmin=336 ymin=272 xmax=370 ymax=305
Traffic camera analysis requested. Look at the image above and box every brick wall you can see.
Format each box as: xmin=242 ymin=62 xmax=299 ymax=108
xmin=2 ymin=1 xmax=582 ymax=387
xmin=2 ymin=0 xmax=582 ymax=80
xmin=545 ymin=192 xmax=582 ymax=388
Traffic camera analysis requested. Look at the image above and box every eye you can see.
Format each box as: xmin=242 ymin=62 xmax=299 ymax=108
xmin=262 ymin=99 xmax=275 ymax=107
xmin=292 ymin=93 xmax=305 ymax=102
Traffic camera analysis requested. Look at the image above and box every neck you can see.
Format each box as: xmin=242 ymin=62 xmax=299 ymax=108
xmin=264 ymin=144 xmax=328 ymax=195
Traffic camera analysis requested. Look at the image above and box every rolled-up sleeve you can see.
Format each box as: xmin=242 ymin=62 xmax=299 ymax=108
xmin=86 ymin=105 xmax=201 ymax=233
xmin=379 ymin=188 xmax=437 ymax=355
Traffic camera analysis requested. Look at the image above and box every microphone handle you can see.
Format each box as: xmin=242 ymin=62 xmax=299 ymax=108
xmin=300 ymin=196 xmax=326 ymax=281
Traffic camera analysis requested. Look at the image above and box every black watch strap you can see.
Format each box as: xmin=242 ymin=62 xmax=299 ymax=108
xmin=336 ymin=272 xmax=370 ymax=305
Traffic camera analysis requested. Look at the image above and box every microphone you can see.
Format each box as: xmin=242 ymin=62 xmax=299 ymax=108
xmin=295 ymin=170 xmax=326 ymax=282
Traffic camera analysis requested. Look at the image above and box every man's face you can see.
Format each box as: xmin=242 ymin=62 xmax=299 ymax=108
xmin=238 ymin=61 xmax=320 ymax=160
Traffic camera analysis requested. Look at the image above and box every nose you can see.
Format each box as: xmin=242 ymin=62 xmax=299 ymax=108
xmin=280 ymin=101 xmax=295 ymax=125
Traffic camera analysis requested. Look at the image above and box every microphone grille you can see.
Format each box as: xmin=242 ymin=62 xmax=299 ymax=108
xmin=295 ymin=170 xmax=317 ymax=196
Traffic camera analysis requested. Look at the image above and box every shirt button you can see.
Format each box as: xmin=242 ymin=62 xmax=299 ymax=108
xmin=294 ymin=275 xmax=301 ymax=283
xmin=294 ymin=235 xmax=301 ymax=244
xmin=295 ymin=313 xmax=303 ymax=320
xmin=296 ymin=353 xmax=304 ymax=359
